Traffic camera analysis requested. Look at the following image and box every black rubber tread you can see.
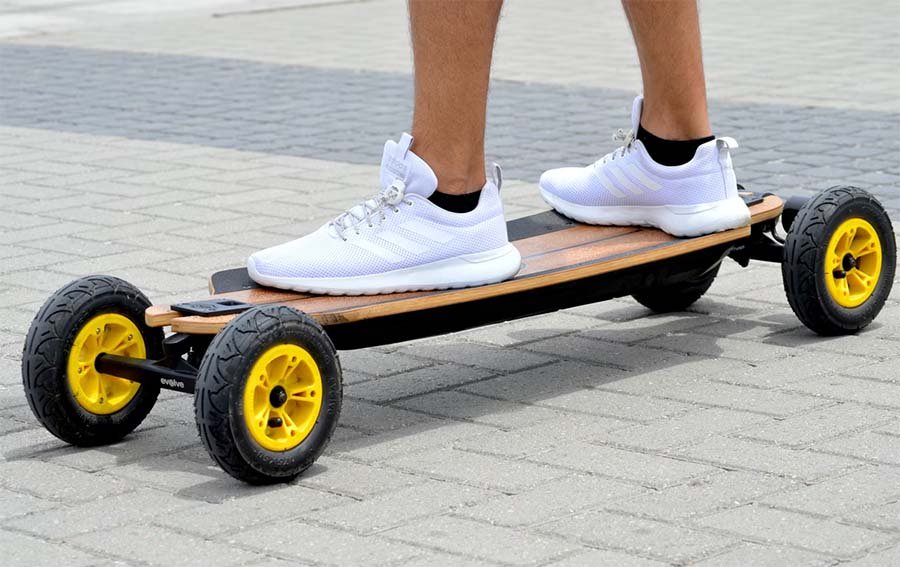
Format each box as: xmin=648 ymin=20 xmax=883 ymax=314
xmin=194 ymin=305 xmax=341 ymax=485
xmin=631 ymin=264 xmax=720 ymax=313
xmin=782 ymin=186 xmax=896 ymax=335
xmin=21 ymin=275 xmax=163 ymax=446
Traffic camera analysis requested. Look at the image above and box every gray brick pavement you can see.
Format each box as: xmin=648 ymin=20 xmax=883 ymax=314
xmin=1 ymin=0 xmax=899 ymax=565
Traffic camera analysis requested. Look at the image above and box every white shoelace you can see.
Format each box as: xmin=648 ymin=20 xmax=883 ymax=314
xmin=329 ymin=180 xmax=412 ymax=240
xmin=595 ymin=128 xmax=636 ymax=167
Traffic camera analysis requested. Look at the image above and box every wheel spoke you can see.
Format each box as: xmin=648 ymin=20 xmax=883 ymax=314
xmin=101 ymin=325 xmax=128 ymax=352
xmin=267 ymin=356 xmax=289 ymax=384
xmin=287 ymin=383 xmax=317 ymax=401
xmin=281 ymin=410 xmax=299 ymax=438
xmin=848 ymin=270 xmax=873 ymax=291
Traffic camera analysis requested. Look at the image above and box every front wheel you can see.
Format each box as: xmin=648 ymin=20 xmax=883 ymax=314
xmin=194 ymin=305 xmax=341 ymax=484
xmin=782 ymin=186 xmax=895 ymax=335
xmin=22 ymin=276 xmax=163 ymax=446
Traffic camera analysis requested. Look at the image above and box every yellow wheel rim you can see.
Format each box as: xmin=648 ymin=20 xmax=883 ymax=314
xmin=243 ymin=344 xmax=323 ymax=452
xmin=825 ymin=218 xmax=882 ymax=308
xmin=67 ymin=313 xmax=145 ymax=415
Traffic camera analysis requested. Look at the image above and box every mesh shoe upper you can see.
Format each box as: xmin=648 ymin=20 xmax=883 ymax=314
xmin=249 ymin=134 xmax=511 ymax=280
xmin=539 ymin=95 xmax=741 ymax=208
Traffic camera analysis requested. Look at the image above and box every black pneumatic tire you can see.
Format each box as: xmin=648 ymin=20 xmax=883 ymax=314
xmin=22 ymin=276 xmax=163 ymax=446
xmin=194 ymin=305 xmax=342 ymax=484
xmin=783 ymin=186 xmax=895 ymax=335
xmin=632 ymin=264 xmax=721 ymax=313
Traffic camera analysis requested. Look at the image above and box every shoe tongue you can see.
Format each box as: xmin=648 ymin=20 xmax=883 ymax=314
xmin=379 ymin=133 xmax=438 ymax=198
xmin=630 ymin=95 xmax=644 ymax=132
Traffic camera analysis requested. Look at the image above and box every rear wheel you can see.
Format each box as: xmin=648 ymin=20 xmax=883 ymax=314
xmin=22 ymin=276 xmax=163 ymax=445
xmin=194 ymin=305 xmax=341 ymax=484
xmin=782 ymin=186 xmax=895 ymax=335
xmin=632 ymin=264 xmax=720 ymax=313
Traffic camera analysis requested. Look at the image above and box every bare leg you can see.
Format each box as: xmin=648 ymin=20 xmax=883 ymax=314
xmin=409 ymin=0 xmax=502 ymax=195
xmin=622 ymin=0 xmax=711 ymax=140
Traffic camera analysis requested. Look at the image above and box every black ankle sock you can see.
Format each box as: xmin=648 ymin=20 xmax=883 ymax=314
xmin=428 ymin=189 xmax=482 ymax=213
xmin=636 ymin=124 xmax=715 ymax=166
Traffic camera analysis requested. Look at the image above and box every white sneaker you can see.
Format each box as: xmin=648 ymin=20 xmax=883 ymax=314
xmin=247 ymin=133 xmax=522 ymax=295
xmin=539 ymin=95 xmax=751 ymax=237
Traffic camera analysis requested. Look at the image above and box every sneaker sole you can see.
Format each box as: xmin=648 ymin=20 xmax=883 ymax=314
xmin=247 ymin=243 xmax=523 ymax=295
xmin=539 ymin=186 xmax=751 ymax=238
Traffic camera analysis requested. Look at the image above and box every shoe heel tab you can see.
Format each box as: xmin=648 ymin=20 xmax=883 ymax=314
xmin=397 ymin=132 xmax=414 ymax=157
xmin=716 ymin=137 xmax=739 ymax=151
xmin=491 ymin=162 xmax=503 ymax=191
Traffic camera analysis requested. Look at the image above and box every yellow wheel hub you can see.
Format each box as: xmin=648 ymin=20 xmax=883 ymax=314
xmin=825 ymin=217 xmax=882 ymax=308
xmin=67 ymin=313 xmax=145 ymax=415
xmin=243 ymin=344 xmax=323 ymax=452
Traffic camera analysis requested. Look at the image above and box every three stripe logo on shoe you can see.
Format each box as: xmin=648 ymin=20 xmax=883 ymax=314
xmin=346 ymin=218 xmax=455 ymax=263
xmin=594 ymin=162 xmax=662 ymax=198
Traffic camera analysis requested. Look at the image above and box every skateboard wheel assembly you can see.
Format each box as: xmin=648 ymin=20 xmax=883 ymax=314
xmin=19 ymin=188 xmax=897 ymax=483
xmin=783 ymin=186 xmax=895 ymax=335
xmin=22 ymin=276 xmax=163 ymax=446
xmin=194 ymin=305 xmax=341 ymax=484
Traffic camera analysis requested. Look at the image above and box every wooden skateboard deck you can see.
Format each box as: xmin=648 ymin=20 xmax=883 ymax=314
xmin=146 ymin=194 xmax=783 ymax=345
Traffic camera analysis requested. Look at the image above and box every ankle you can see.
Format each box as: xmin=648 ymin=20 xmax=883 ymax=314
xmin=639 ymin=103 xmax=711 ymax=141
xmin=411 ymin=143 xmax=485 ymax=195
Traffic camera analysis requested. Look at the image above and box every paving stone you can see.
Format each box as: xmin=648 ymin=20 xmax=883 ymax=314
xmin=545 ymin=548 xmax=667 ymax=567
xmin=814 ymin=430 xmax=900 ymax=466
xmin=530 ymin=441 xmax=716 ymax=488
xmin=580 ymin=313 xmax=720 ymax=344
xmin=696 ymin=505 xmax=893 ymax=558
xmin=760 ymin=466 xmax=900 ymax=520
xmin=347 ymin=363 xmax=494 ymax=403
xmin=385 ymin=447 xmax=565 ymax=492
xmin=233 ymin=521 xmax=422 ymax=565
xmin=43 ymin=423 xmax=199 ymax=472
xmin=3 ymin=488 xmax=199 ymax=538
xmin=736 ymin=403 xmax=896 ymax=447
xmin=336 ymin=398 xmax=441 ymax=434
xmin=460 ymin=360 xmax=629 ymax=402
xmin=157 ymin=484 xmax=349 ymax=537
xmin=0 ymin=528 xmax=101 ymax=567
xmin=843 ymin=500 xmax=900 ymax=532
xmin=105 ymin=449 xmax=247 ymax=493
xmin=524 ymin=335 xmax=691 ymax=371
xmin=71 ymin=524 xmax=263 ymax=567
xmin=461 ymin=473 xmax=644 ymax=527
xmin=674 ymin=436 xmax=860 ymax=481
xmin=383 ymin=515 xmax=574 ymax=565
xmin=397 ymin=342 xmax=555 ymax=372
xmin=692 ymin=543 xmax=833 ymax=566
xmin=0 ymin=487 xmax=56 ymax=520
xmin=846 ymin=546 xmax=900 ymax=566
xmin=339 ymin=348 xmax=432 ymax=378
xmin=596 ymin=408 xmax=769 ymax=451
xmin=0 ymin=459 xmax=134 ymax=502
xmin=457 ymin=311 xmax=604 ymax=346
xmin=537 ymin=387 xmax=695 ymax=422
xmin=453 ymin=413 xmax=629 ymax=459
xmin=844 ymin=359 xmax=900 ymax=382
xmin=712 ymin=350 xmax=872 ymax=389
xmin=337 ymin=420 xmax=496 ymax=463
xmin=394 ymin=390 xmax=563 ymax=428
xmin=782 ymin=374 xmax=900 ymax=409
xmin=310 ymin=479 xmax=497 ymax=534
xmin=641 ymin=333 xmax=797 ymax=364
xmin=609 ymin=470 xmax=795 ymax=522
xmin=540 ymin=510 xmax=735 ymax=564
